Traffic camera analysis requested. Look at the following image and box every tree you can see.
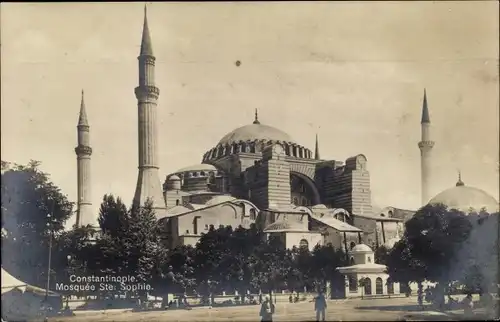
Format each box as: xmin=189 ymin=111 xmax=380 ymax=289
xmin=194 ymin=225 xmax=234 ymax=294
xmin=92 ymin=195 xmax=131 ymax=294
xmin=1 ymin=160 xmax=74 ymax=287
xmin=374 ymin=245 xmax=390 ymax=266
xmin=123 ymin=201 xmax=163 ymax=291
xmin=54 ymin=225 xmax=97 ymax=297
xmin=386 ymin=203 xmax=479 ymax=305
xmin=161 ymin=245 xmax=197 ymax=295
xmin=452 ymin=211 xmax=499 ymax=293
xmin=310 ymin=244 xmax=345 ymax=294
xmin=97 ymin=195 xmax=129 ymax=238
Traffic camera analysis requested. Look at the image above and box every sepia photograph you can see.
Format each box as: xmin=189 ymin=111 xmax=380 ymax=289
xmin=1 ymin=1 xmax=499 ymax=321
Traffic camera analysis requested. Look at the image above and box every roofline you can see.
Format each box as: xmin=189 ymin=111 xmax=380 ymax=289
xmin=352 ymin=213 xmax=403 ymax=222
xmin=158 ymin=198 xmax=260 ymax=221
xmin=310 ymin=216 xmax=363 ymax=233
xmin=264 ymin=229 xmax=318 ymax=233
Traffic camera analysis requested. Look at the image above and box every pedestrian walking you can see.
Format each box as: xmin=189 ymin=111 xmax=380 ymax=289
xmin=259 ymin=295 xmax=275 ymax=322
xmin=462 ymin=293 xmax=474 ymax=318
xmin=314 ymin=291 xmax=327 ymax=322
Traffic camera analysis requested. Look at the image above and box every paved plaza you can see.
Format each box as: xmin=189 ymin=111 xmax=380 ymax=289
xmin=49 ymin=297 xmax=458 ymax=321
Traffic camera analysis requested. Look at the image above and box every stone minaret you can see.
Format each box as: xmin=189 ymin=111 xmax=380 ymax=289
xmin=314 ymin=134 xmax=320 ymax=160
xmin=418 ymin=89 xmax=435 ymax=205
xmin=132 ymin=6 xmax=166 ymax=216
xmin=75 ymin=90 xmax=94 ymax=227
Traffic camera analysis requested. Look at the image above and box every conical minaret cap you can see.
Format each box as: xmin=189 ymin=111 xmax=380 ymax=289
xmin=421 ymin=88 xmax=430 ymax=124
xmin=140 ymin=4 xmax=154 ymax=56
xmin=314 ymin=134 xmax=320 ymax=160
xmin=78 ymin=90 xmax=88 ymax=126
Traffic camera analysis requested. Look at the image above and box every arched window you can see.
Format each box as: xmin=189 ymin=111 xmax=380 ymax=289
xmin=367 ymin=256 xmax=372 ymax=263
xmin=375 ymin=278 xmax=383 ymax=295
xmin=176 ymin=199 xmax=180 ymax=206
xmin=293 ymin=197 xmax=299 ymax=206
xmin=240 ymin=203 xmax=246 ymax=214
xmin=388 ymin=210 xmax=393 ymax=217
xmin=299 ymin=239 xmax=309 ymax=249
xmin=387 ymin=280 xmax=394 ymax=294
xmin=350 ymin=257 xmax=355 ymax=265
xmin=364 ymin=278 xmax=372 ymax=295
xmin=348 ymin=275 xmax=358 ymax=292
xmin=350 ymin=242 xmax=356 ymax=250
xmin=249 ymin=209 xmax=256 ymax=220
xmin=200 ymin=171 xmax=205 ymax=176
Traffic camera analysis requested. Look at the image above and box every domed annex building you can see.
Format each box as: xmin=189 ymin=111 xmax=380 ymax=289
xmin=428 ymin=173 xmax=499 ymax=214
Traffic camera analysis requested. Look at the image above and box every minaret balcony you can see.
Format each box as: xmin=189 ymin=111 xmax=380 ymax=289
xmin=135 ymin=86 xmax=159 ymax=99
xmin=75 ymin=145 xmax=93 ymax=155
xmin=138 ymin=55 xmax=156 ymax=65
xmin=418 ymin=141 xmax=435 ymax=149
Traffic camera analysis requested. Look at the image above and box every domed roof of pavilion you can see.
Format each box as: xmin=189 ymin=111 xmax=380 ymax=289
xmin=351 ymin=244 xmax=373 ymax=253
xmin=217 ymin=110 xmax=296 ymax=145
xmin=428 ymin=174 xmax=499 ymax=213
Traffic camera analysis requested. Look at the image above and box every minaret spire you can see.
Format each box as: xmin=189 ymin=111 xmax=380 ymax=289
xmin=421 ymin=88 xmax=430 ymax=124
xmin=78 ymin=90 xmax=88 ymax=126
xmin=133 ymin=5 xmax=166 ymax=216
xmin=253 ymin=109 xmax=260 ymax=124
xmin=418 ymin=88 xmax=435 ymax=205
xmin=314 ymin=134 xmax=320 ymax=160
xmin=75 ymin=90 xmax=94 ymax=227
xmin=140 ymin=4 xmax=153 ymax=56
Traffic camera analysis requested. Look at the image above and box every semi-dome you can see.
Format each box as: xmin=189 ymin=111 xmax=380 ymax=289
xmin=175 ymin=164 xmax=217 ymax=173
xmin=429 ymin=175 xmax=499 ymax=213
xmin=205 ymin=195 xmax=236 ymax=206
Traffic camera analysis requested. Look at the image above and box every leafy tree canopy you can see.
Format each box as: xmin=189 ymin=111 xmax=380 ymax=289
xmin=1 ymin=160 xmax=74 ymax=287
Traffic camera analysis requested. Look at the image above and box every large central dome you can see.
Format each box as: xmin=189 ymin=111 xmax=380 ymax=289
xmin=202 ymin=110 xmax=313 ymax=163
xmin=218 ymin=123 xmax=295 ymax=145
xmin=218 ymin=109 xmax=296 ymax=145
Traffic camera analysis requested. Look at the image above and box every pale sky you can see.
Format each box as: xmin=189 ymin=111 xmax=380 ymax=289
xmin=1 ymin=2 xmax=499 ymax=227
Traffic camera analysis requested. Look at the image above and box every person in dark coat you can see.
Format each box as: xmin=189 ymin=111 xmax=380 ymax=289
xmin=314 ymin=291 xmax=327 ymax=322
xmin=259 ymin=295 xmax=275 ymax=322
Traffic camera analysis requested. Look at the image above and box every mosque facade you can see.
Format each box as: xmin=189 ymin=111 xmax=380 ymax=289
xmin=74 ymin=8 xmax=498 ymax=254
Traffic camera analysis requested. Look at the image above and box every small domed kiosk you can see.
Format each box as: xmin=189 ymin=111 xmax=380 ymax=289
xmin=336 ymin=244 xmax=400 ymax=298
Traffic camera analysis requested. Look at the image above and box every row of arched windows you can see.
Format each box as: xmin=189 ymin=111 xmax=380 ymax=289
xmin=348 ymin=276 xmax=394 ymax=295
xmin=202 ymin=141 xmax=313 ymax=161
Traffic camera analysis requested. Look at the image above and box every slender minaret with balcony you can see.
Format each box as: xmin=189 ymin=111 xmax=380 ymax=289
xmin=418 ymin=89 xmax=435 ymax=205
xmin=132 ymin=6 xmax=166 ymax=216
xmin=75 ymin=90 xmax=94 ymax=227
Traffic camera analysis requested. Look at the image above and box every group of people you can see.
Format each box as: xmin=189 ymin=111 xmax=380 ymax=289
xmin=259 ymin=291 xmax=327 ymax=322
